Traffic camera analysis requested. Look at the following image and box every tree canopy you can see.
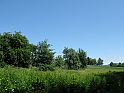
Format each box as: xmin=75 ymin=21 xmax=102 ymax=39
xmin=0 ymin=32 xmax=31 ymax=67
xmin=0 ymin=31 xmax=104 ymax=70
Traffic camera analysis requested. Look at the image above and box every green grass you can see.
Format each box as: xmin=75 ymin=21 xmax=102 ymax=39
xmin=0 ymin=66 xmax=124 ymax=93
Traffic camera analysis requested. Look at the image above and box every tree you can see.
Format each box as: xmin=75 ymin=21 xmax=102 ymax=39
xmin=110 ymin=62 xmax=113 ymax=67
xmin=27 ymin=44 xmax=37 ymax=65
xmin=34 ymin=40 xmax=55 ymax=66
xmin=109 ymin=62 xmax=124 ymax=67
xmin=78 ymin=49 xmax=87 ymax=68
xmin=87 ymin=58 xmax=97 ymax=65
xmin=12 ymin=32 xmax=31 ymax=67
xmin=97 ymin=58 xmax=103 ymax=66
xmin=87 ymin=57 xmax=91 ymax=65
xmin=54 ymin=55 xmax=65 ymax=67
xmin=121 ymin=63 xmax=124 ymax=67
xmin=0 ymin=32 xmax=31 ymax=67
xmin=63 ymin=47 xmax=80 ymax=69
xmin=118 ymin=62 xmax=122 ymax=67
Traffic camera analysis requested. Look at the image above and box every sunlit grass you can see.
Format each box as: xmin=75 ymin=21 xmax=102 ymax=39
xmin=0 ymin=66 xmax=124 ymax=92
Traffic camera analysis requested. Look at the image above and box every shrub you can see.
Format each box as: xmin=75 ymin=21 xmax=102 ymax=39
xmin=38 ymin=64 xmax=55 ymax=71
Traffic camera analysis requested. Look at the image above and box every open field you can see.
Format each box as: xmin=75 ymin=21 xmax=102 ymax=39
xmin=0 ymin=66 xmax=124 ymax=93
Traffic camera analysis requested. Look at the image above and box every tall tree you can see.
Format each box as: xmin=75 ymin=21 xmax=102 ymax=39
xmin=87 ymin=57 xmax=97 ymax=65
xmin=97 ymin=58 xmax=103 ymax=66
xmin=63 ymin=47 xmax=80 ymax=69
xmin=110 ymin=62 xmax=113 ymax=67
xmin=34 ymin=40 xmax=55 ymax=66
xmin=0 ymin=32 xmax=31 ymax=67
xmin=54 ymin=55 xmax=65 ymax=67
xmin=78 ymin=49 xmax=87 ymax=68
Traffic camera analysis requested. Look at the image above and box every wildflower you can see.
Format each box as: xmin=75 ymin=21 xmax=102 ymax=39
xmin=12 ymin=89 xmax=14 ymax=92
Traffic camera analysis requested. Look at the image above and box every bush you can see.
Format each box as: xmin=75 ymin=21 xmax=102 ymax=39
xmin=0 ymin=66 xmax=124 ymax=93
xmin=38 ymin=64 xmax=55 ymax=71
xmin=0 ymin=62 xmax=7 ymax=68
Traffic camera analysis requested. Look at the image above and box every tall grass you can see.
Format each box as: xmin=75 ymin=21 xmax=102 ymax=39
xmin=0 ymin=66 xmax=124 ymax=93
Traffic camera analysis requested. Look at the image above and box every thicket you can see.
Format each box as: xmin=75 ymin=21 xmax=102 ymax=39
xmin=0 ymin=67 xmax=124 ymax=93
xmin=0 ymin=32 xmax=103 ymax=70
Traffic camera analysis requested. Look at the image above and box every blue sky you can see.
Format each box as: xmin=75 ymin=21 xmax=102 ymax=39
xmin=0 ymin=0 xmax=124 ymax=64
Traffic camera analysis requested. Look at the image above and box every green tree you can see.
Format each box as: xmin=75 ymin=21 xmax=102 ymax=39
xmin=12 ymin=32 xmax=31 ymax=67
xmin=91 ymin=58 xmax=97 ymax=65
xmin=87 ymin=57 xmax=97 ymax=65
xmin=54 ymin=55 xmax=65 ymax=67
xmin=29 ymin=44 xmax=37 ymax=66
xmin=78 ymin=49 xmax=87 ymax=68
xmin=110 ymin=62 xmax=113 ymax=67
xmin=87 ymin=57 xmax=91 ymax=65
xmin=121 ymin=63 xmax=124 ymax=67
xmin=97 ymin=58 xmax=103 ymax=66
xmin=118 ymin=62 xmax=122 ymax=67
xmin=0 ymin=32 xmax=31 ymax=67
xmin=34 ymin=40 xmax=55 ymax=66
xmin=63 ymin=47 xmax=80 ymax=69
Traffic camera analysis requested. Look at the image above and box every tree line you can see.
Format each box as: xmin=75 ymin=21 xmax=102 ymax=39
xmin=110 ymin=62 xmax=124 ymax=67
xmin=0 ymin=32 xmax=103 ymax=70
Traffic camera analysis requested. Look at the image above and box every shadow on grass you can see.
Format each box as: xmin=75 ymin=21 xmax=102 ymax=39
xmin=88 ymin=71 xmax=124 ymax=93
xmin=48 ymin=72 xmax=124 ymax=93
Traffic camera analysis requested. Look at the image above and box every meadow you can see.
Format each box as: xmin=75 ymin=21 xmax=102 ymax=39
xmin=0 ymin=66 xmax=124 ymax=93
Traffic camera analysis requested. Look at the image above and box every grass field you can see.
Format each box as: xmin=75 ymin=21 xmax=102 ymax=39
xmin=0 ymin=66 xmax=124 ymax=93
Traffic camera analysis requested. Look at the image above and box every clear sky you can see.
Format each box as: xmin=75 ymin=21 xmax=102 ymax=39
xmin=0 ymin=0 xmax=124 ymax=64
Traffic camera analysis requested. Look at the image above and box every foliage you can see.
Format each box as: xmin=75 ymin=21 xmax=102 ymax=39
xmin=54 ymin=55 xmax=65 ymax=68
xmin=0 ymin=32 xmax=31 ymax=67
xmin=110 ymin=62 xmax=124 ymax=67
xmin=0 ymin=31 xmax=105 ymax=71
xmin=0 ymin=66 xmax=124 ymax=93
xmin=38 ymin=64 xmax=55 ymax=71
xmin=0 ymin=32 xmax=55 ymax=69
xmin=78 ymin=49 xmax=87 ymax=68
xmin=87 ymin=57 xmax=97 ymax=65
xmin=62 ymin=47 xmax=90 ymax=69
xmin=110 ymin=62 xmax=114 ymax=67
xmin=33 ymin=40 xmax=55 ymax=66
xmin=97 ymin=58 xmax=103 ymax=66
xmin=63 ymin=47 xmax=80 ymax=69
